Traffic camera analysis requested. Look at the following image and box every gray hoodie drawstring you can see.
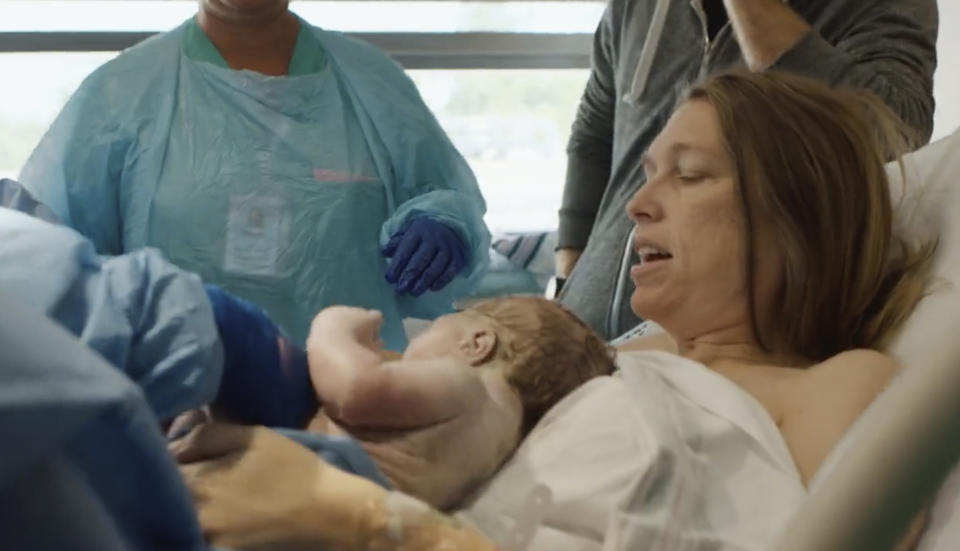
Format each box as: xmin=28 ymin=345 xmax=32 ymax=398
xmin=622 ymin=0 xmax=673 ymax=104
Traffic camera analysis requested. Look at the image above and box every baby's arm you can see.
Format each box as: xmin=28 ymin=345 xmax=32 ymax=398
xmin=307 ymin=307 xmax=485 ymax=428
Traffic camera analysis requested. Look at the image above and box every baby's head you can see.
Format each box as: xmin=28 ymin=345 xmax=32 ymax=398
xmin=404 ymin=296 xmax=615 ymax=433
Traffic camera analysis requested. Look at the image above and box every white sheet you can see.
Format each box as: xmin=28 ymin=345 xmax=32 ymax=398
xmin=457 ymin=350 xmax=806 ymax=551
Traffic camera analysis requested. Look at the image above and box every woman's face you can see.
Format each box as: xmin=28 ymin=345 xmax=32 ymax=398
xmin=626 ymin=99 xmax=781 ymax=341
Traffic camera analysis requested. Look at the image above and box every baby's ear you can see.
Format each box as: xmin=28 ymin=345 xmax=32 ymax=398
xmin=459 ymin=326 xmax=497 ymax=366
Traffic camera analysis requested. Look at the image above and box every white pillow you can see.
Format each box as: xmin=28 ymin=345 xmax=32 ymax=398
xmin=886 ymin=129 xmax=960 ymax=368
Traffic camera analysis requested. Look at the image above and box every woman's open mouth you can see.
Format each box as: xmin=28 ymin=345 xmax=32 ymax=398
xmin=637 ymin=246 xmax=673 ymax=263
xmin=631 ymin=245 xmax=673 ymax=278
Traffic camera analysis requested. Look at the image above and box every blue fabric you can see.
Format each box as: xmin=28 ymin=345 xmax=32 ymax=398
xmin=384 ymin=217 xmax=469 ymax=296
xmin=0 ymin=207 xmax=223 ymax=422
xmin=0 ymin=178 xmax=59 ymax=224
xmin=0 ymin=207 xmax=386 ymax=550
xmin=273 ymin=429 xmax=392 ymax=490
xmin=20 ymin=16 xmax=491 ymax=351
xmin=0 ymin=208 xmax=217 ymax=550
xmin=205 ymin=284 xmax=317 ymax=428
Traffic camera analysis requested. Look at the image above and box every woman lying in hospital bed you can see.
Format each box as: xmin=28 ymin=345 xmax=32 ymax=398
xmin=173 ymin=68 xmax=937 ymax=551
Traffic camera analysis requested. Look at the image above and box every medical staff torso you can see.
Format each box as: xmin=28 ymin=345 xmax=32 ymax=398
xmin=148 ymin=21 xmax=404 ymax=347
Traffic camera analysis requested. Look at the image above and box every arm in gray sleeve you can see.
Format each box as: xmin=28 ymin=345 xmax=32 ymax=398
xmin=772 ymin=0 xmax=938 ymax=144
xmin=560 ymin=1 xmax=619 ymax=249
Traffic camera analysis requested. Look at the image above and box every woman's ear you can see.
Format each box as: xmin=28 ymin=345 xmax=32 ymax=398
xmin=459 ymin=326 xmax=497 ymax=366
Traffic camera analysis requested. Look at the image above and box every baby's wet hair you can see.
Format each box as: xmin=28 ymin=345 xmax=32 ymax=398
xmin=470 ymin=296 xmax=616 ymax=434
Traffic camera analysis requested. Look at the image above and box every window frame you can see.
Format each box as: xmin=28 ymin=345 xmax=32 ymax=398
xmin=0 ymin=31 xmax=592 ymax=69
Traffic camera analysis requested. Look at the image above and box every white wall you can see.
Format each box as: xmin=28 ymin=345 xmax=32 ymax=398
xmin=934 ymin=0 xmax=960 ymax=140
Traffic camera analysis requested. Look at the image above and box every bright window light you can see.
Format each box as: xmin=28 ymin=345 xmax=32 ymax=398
xmin=0 ymin=1 xmax=605 ymax=34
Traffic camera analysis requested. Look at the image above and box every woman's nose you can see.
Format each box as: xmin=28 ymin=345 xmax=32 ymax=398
xmin=625 ymin=182 xmax=660 ymax=223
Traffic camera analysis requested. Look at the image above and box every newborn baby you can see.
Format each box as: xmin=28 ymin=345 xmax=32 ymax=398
xmin=305 ymin=297 xmax=615 ymax=509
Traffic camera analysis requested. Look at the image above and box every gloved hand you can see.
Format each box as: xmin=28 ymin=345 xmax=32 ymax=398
xmin=383 ymin=217 xmax=469 ymax=296
xmin=204 ymin=284 xmax=317 ymax=428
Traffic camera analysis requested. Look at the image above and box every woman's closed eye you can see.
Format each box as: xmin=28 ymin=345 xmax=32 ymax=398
xmin=676 ymin=170 xmax=707 ymax=183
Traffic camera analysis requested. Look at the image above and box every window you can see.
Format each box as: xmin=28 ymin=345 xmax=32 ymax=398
xmin=0 ymin=53 xmax=114 ymax=180
xmin=411 ymin=69 xmax=588 ymax=233
xmin=0 ymin=0 xmax=601 ymax=232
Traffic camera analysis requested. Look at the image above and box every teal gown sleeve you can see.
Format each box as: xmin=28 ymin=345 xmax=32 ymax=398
xmin=0 ymin=207 xmax=222 ymax=421
xmin=18 ymin=68 xmax=132 ymax=255
xmin=314 ymin=30 xmax=492 ymax=319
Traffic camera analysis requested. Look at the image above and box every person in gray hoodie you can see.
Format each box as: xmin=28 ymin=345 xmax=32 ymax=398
xmin=555 ymin=0 xmax=938 ymax=340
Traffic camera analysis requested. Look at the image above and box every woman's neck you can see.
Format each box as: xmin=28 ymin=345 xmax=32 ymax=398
xmin=673 ymin=322 xmax=809 ymax=370
xmin=197 ymin=7 xmax=299 ymax=76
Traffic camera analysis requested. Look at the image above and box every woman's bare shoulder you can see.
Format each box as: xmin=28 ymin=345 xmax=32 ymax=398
xmin=781 ymin=349 xmax=899 ymax=484
xmin=795 ymin=349 xmax=899 ymax=424
xmin=807 ymin=349 xmax=899 ymax=389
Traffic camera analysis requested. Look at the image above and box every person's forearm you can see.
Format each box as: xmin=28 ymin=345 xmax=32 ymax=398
xmin=308 ymin=466 xmax=499 ymax=551
xmin=176 ymin=424 xmax=500 ymax=551
xmin=558 ymin=153 xmax=610 ymax=249
xmin=362 ymin=491 xmax=500 ymax=551
xmin=293 ymin=464 xmax=499 ymax=551
xmin=248 ymin=454 xmax=497 ymax=551
xmin=769 ymin=14 xmax=937 ymax=145
xmin=724 ymin=0 xmax=811 ymax=71
xmin=561 ymin=21 xmax=616 ymax=251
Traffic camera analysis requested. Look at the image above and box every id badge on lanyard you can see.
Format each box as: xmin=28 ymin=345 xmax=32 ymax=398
xmin=224 ymin=194 xmax=289 ymax=277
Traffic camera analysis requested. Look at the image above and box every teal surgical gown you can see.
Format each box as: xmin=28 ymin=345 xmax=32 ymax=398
xmin=20 ymin=16 xmax=491 ymax=349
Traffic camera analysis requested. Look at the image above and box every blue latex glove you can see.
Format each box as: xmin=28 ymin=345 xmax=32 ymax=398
xmin=383 ymin=217 xmax=469 ymax=296
xmin=204 ymin=284 xmax=317 ymax=428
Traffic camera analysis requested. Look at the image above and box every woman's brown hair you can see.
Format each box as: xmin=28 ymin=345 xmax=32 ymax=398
xmin=684 ymin=70 xmax=935 ymax=361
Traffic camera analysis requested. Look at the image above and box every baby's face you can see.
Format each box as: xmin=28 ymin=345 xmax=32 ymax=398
xmin=403 ymin=311 xmax=489 ymax=362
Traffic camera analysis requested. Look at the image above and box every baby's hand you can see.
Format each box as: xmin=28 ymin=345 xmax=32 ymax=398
xmin=309 ymin=306 xmax=384 ymax=350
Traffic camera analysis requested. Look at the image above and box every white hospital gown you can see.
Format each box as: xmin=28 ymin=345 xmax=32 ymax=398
xmin=457 ymin=350 xmax=807 ymax=551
